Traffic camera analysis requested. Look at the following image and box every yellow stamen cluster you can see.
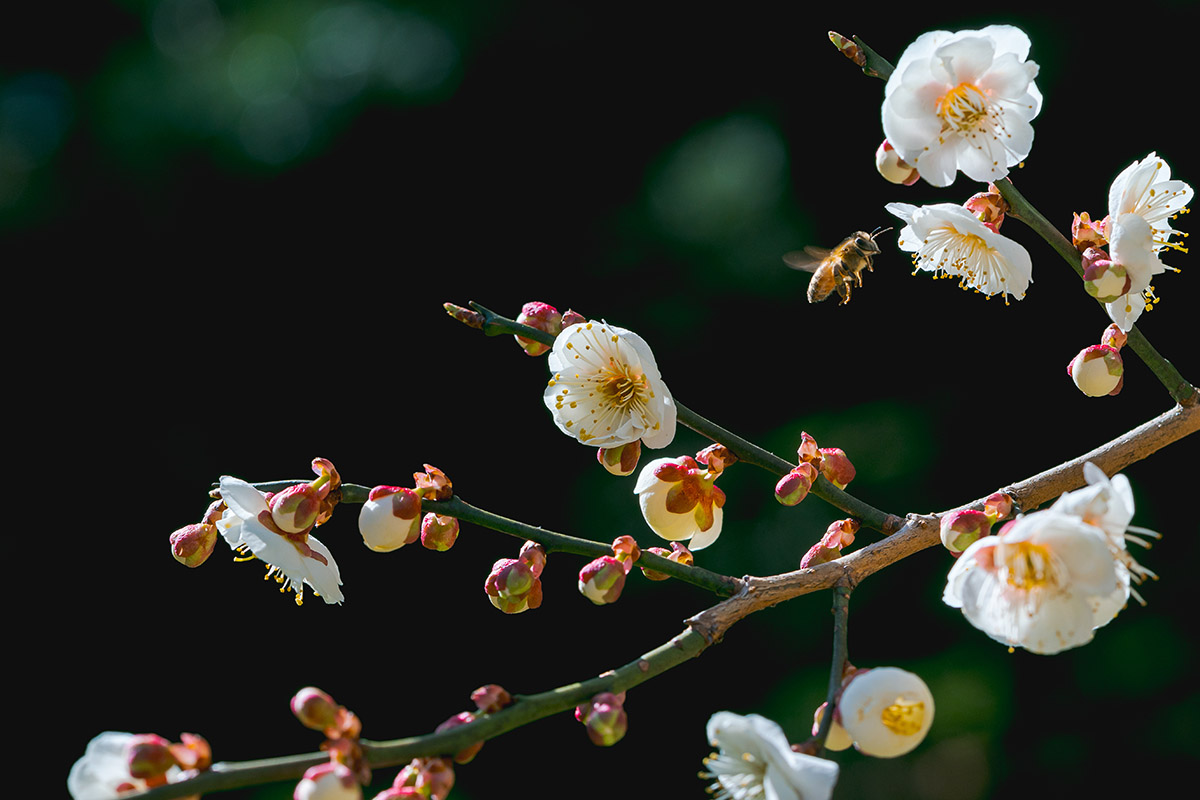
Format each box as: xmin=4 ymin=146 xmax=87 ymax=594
xmin=880 ymin=698 xmax=926 ymax=737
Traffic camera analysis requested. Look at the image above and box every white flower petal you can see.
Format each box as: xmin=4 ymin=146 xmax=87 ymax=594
xmin=218 ymin=476 xmax=270 ymax=520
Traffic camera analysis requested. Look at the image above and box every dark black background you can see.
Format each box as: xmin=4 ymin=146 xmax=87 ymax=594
xmin=11 ymin=2 xmax=1197 ymax=798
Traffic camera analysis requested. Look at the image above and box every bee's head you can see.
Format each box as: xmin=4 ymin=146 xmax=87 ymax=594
xmin=855 ymin=226 xmax=893 ymax=253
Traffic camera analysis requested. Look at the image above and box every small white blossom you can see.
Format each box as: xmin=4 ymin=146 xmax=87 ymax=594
xmin=943 ymin=508 xmax=1120 ymax=655
xmin=68 ymin=733 xmax=184 ymax=800
xmin=887 ymin=202 xmax=1033 ymax=301
xmin=294 ymin=763 xmax=362 ymax=800
xmin=1103 ymin=153 xmax=1192 ymax=330
xmin=838 ymin=667 xmax=935 ymax=758
xmin=703 ymin=712 xmax=839 ymax=800
xmin=634 ymin=456 xmax=724 ymax=551
xmin=882 ymin=25 xmax=1041 ymax=187
xmin=543 ymin=321 xmax=676 ymax=449
xmin=218 ymin=476 xmax=344 ymax=605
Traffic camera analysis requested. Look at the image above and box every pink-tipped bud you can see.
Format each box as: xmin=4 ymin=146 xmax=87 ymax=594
xmin=484 ymin=558 xmax=542 ymax=614
xmin=514 ymin=301 xmax=563 ymax=357
xmin=875 ymin=140 xmax=920 ymax=185
xmin=394 ymin=758 xmax=454 ymax=800
xmin=413 ymin=465 xmax=453 ymax=501
xmin=597 ymin=441 xmax=641 ymax=476
xmin=358 ymin=486 xmax=422 ymax=552
xmin=796 ymin=432 xmax=821 ymax=464
xmin=434 ymin=712 xmax=483 ymax=764
xmin=170 ymin=522 xmax=218 ymax=567
xmin=420 ymin=513 xmax=460 ymax=551
xmin=561 ymin=309 xmax=586 ymax=327
xmin=1081 ymin=249 xmax=1131 ymax=303
xmin=578 ymin=556 xmax=627 ymax=605
xmin=1067 ymin=344 xmax=1124 ymax=397
xmin=444 ymin=302 xmax=484 ymax=329
xmin=964 ymin=186 xmax=1008 ymax=232
xmin=776 ymin=462 xmax=817 ymax=506
xmin=167 ymin=733 xmax=212 ymax=772
xmin=982 ymin=492 xmax=1013 ymax=523
xmin=1100 ymin=323 xmax=1127 ymax=351
xmin=292 ymin=687 xmax=340 ymax=732
xmin=576 ymin=692 xmax=628 ymax=746
xmin=270 ymin=484 xmax=323 ymax=533
xmin=939 ymin=509 xmax=992 ymax=556
xmin=819 ymin=448 xmax=856 ymax=489
xmin=127 ymin=735 xmax=177 ymax=781
xmin=470 ymin=684 xmax=513 ymax=714
xmin=829 ymin=31 xmax=866 ymax=66
xmin=640 ymin=542 xmax=693 ymax=581
xmin=610 ymin=535 xmax=640 ymax=572
xmin=518 ymin=540 xmax=547 ymax=578
xmin=695 ymin=443 xmax=737 ymax=474
xmin=294 ymin=762 xmax=361 ymax=800
xmin=800 ymin=518 xmax=860 ymax=568
xmin=1072 ymin=212 xmax=1108 ymax=252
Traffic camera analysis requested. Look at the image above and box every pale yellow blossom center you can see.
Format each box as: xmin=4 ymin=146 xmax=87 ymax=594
xmin=880 ymin=699 xmax=926 ymax=737
xmin=937 ymin=83 xmax=989 ymax=132
xmin=997 ymin=540 xmax=1060 ymax=590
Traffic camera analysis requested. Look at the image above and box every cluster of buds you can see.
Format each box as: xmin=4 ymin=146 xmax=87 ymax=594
xmin=373 ymin=758 xmax=455 ymax=800
xmin=640 ymin=541 xmax=694 ymax=581
xmin=775 ymin=432 xmax=857 ymax=506
xmin=800 ymin=519 xmax=859 ymax=569
xmin=291 ymin=687 xmax=368 ymax=797
xmin=359 ymin=465 xmax=458 ymax=552
xmin=963 ymin=185 xmax=1008 ymax=233
xmin=1067 ymin=323 xmax=1126 ymax=397
xmin=578 ymin=535 xmax=641 ymax=605
xmin=431 ymin=684 xmax=514 ymax=766
xmin=813 ymin=666 xmax=935 ymax=758
xmin=635 ymin=455 xmax=727 ymax=550
xmin=69 ymin=731 xmax=213 ymax=799
xmin=875 ymin=140 xmax=919 ymax=186
xmin=512 ymin=301 xmax=585 ymax=357
xmin=485 ymin=541 xmax=546 ymax=613
xmin=575 ymin=690 xmax=628 ymax=746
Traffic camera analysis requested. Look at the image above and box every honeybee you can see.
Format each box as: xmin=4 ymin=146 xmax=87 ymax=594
xmin=782 ymin=227 xmax=892 ymax=305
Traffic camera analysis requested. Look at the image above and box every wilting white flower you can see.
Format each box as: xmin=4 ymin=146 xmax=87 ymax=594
xmin=218 ymin=476 xmax=344 ymax=605
xmin=703 ymin=712 xmax=839 ymax=800
xmin=543 ymin=320 xmax=676 ymax=449
xmin=838 ymin=667 xmax=935 ymax=758
xmin=943 ymin=507 xmax=1120 ymax=654
xmin=634 ymin=456 xmax=724 ymax=550
xmin=1103 ymin=153 xmax=1192 ymax=330
xmin=882 ymin=25 xmax=1041 ymax=187
xmin=887 ymin=201 xmax=1033 ymax=300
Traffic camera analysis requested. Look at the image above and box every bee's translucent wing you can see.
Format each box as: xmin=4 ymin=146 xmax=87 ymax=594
xmin=782 ymin=246 xmax=829 ymax=273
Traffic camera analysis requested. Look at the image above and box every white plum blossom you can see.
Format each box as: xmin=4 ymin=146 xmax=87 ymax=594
xmin=543 ymin=320 xmax=676 ymax=449
xmin=838 ymin=667 xmax=935 ymax=758
xmin=882 ymin=25 xmax=1041 ymax=187
xmin=1102 ymin=153 xmax=1193 ymax=330
xmin=634 ymin=456 xmax=724 ymax=551
xmin=294 ymin=763 xmax=362 ymax=800
xmin=943 ymin=508 xmax=1121 ymax=655
xmin=703 ymin=712 xmax=839 ymax=800
xmin=887 ymin=201 xmax=1033 ymax=301
xmin=68 ymin=732 xmax=182 ymax=800
xmin=217 ymin=476 xmax=344 ymax=605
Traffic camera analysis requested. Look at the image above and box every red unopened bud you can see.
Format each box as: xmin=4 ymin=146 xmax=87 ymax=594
xmin=819 ymin=448 xmax=856 ymax=489
xmin=1072 ymin=212 xmax=1108 ymax=252
xmin=695 ymin=443 xmax=737 ymax=473
xmin=796 ymin=432 xmax=821 ymax=464
xmin=964 ymin=186 xmax=1008 ymax=232
xmin=775 ymin=462 xmax=817 ymax=506
xmin=170 ymin=522 xmax=218 ymax=567
xmin=270 ymin=484 xmax=323 ymax=533
xmin=518 ymin=540 xmax=547 ymax=578
xmin=939 ymin=509 xmax=992 ymax=556
xmin=168 ymin=733 xmax=212 ymax=772
xmin=560 ymin=309 xmax=586 ymax=327
xmin=485 ymin=558 xmax=542 ymax=614
xmin=420 ymin=513 xmax=460 ymax=551
xmin=982 ymin=492 xmax=1013 ymax=523
xmin=292 ymin=687 xmax=340 ymax=732
xmin=576 ymin=692 xmax=627 ymax=746
xmin=413 ymin=465 xmax=453 ymax=500
xmin=800 ymin=518 xmax=860 ymax=568
xmin=514 ymin=301 xmax=563 ymax=356
xmin=394 ymin=758 xmax=454 ymax=800
xmin=470 ymin=684 xmax=513 ymax=714
xmin=1067 ymin=344 xmax=1124 ymax=397
xmin=1100 ymin=323 xmax=1127 ymax=350
xmin=610 ymin=535 xmax=640 ymax=572
xmin=640 ymin=542 xmax=693 ymax=581
xmin=434 ymin=712 xmax=483 ymax=764
xmin=597 ymin=441 xmax=641 ymax=476
xmin=444 ymin=302 xmax=484 ymax=329
xmin=127 ymin=735 xmax=176 ymax=781
xmin=578 ymin=556 xmax=627 ymax=605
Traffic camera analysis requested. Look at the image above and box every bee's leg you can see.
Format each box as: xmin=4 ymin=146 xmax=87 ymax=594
xmin=837 ymin=281 xmax=852 ymax=305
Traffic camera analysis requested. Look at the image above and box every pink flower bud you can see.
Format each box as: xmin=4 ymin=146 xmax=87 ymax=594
xmin=796 ymin=431 xmax=821 ymax=464
xmin=420 ymin=513 xmax=460 ymax=551
xmin=964 ymin=186 xmax=1008 ymax=232
xmin=167 ymin=733 xmax=211 ymax=772
xmin=576 ymin=692 xmax=628 ymax=746
xmin=270 ymin=483 xmax=323 ymax=533
xmin=484 ymin=558 xmax=542 ymax=614
xmin=470 ymin=684 xmax=513 ymax=714
xmin=819 ymin=448 xmax=856 ymax=489
xmin=560 ymin=309 xmax=586 ymax=327
xmin=292 ymin=687 xmax=340 ymax=732
xmin=578 ymin=555 xmax=627 ymax=605
xmin=294 ymin=762 xmax=362 ymax=800
xmin=443 ymin=302 xmax=484 ymax=329
xmin=518 ymin=540 xmax=547 ymax=578
xmin=875 ymin=140 xmax=919 ymax=185
xmin=982 ymin=492 xmax=1013 ymax=523
xmin=514 ymin=301 xmax=563 ymax=357
xmin=610 ymin=535 xmax=640 ymax=572
xmin=597 ymin=440 xmax=641 ymax=476
xmin=413 ymin=465 xmax=453 ymax=501
xmin=695 ymin=443 xmax=737 ymax=473
xmin=1081 ymin=249 xmax=1131 ymax=303
xmin=1072 ymin=212 xmax=1108 ymax=252
xmin=393 ymin=758 xmax=454 ymax=800
xmin=939 ymin=509 xmax=992 ymax=556
xmin=775 ymin=463 xmax=817 ymax=506
xmin=800 ymin=518 xmax=860 ymax=568
xmin=127 ymin=734 xmax=176 ymax=781
xmin=1067 ymin=344 xmax=1124 ymax=397
xmin=829 ymin=30 xmax=866 ymax=66
xmin=640 ymin=542 xmax=693 ymax=581
xmin=170 ymin=522 xmax=218 ymax=567
xmin=1100 ymin=323 xmax=1127 ymax=350
xmin=358 ymin=486 xmax=422 ymax=552
xmin=434 ymin=712 xmax=483 ymax=764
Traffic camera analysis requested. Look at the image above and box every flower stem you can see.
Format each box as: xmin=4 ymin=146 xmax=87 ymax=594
xmin=812 ymin=581 xmax=852 ymax=755
xmin=995 ymin=178 xmax=1198 ymax=406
